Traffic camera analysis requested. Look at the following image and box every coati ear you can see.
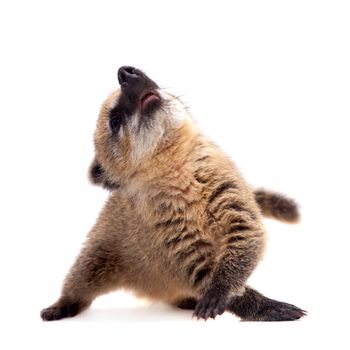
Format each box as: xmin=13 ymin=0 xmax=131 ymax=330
xmin=88 ymin=158 xmax=119 ymax=191
xmin=89 ymin=158 xmax=106 ymax=185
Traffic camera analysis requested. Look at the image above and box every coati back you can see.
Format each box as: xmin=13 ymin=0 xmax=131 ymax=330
xmin=41 ymin=66 xmax=305 ymax=321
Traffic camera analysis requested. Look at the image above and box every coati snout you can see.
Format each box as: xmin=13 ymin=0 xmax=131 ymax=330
xmin=41 ymin=66 xmax=306 ymax=322
xmin=110 ymin=66 xmax=161 ymax=126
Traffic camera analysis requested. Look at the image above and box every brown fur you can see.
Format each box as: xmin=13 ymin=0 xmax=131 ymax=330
xmin=254 ymin=189 xmax=300 ymax=223
xmin=40 ymin=67 xmax=305 ymax=321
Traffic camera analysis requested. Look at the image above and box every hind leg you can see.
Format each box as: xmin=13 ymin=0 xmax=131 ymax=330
xmin=40 ymin=241 xmax=122 ymax=321
xmin=175 ymin=287 xmax=306 ymax=322
xmin=227 ymin=286 xmax=306 ymax=321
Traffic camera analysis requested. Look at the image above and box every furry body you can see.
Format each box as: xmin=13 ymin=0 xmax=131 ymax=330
xmin=41 ymin=67 xmax=305 ymax=321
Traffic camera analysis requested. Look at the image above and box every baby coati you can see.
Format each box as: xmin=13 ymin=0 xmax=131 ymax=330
xmin=41 ymin=66 xmax=306 ymax=322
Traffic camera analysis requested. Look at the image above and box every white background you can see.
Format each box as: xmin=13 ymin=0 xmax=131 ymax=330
xmin=0 ymin=0 xmax=349 ymax=349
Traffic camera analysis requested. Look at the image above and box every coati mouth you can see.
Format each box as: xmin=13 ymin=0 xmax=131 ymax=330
xmin=140 ymin=91 xmax=160 ymax=112
xmin=117 ymin=66 xmax=161 ymax=115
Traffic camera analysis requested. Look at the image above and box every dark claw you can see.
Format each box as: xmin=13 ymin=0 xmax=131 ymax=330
xmin=193 ymin=293 xmax=227 ymax=320
xmin=40 ymin=302 xmax=81 ymax=321
xmin=253 ymin=300 xmax=307 ymax=321
xmin=40 ymin=306 xmax=65 ymax=321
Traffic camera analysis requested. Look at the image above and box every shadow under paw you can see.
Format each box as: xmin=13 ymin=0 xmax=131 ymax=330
xmin=176 ymin=298 xmax=198 ymax=310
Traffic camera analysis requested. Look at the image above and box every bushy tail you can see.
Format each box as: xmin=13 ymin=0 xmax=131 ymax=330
xmin=254 ymin=189 xmax=300 ymax=224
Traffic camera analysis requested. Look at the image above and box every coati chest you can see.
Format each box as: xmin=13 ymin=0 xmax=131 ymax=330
xmin=102 ymin=193 xmax=200 ymax=300
xmin=102 ymin=158 xmax=262 ymax=301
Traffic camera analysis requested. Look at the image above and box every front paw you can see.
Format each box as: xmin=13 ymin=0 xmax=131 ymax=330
xmin=193 ymin=291 xmax=227 ymax=320
xmin=40 ymin=302 xmax=81 ymax=321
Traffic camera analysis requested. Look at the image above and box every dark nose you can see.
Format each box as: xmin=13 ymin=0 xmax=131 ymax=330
xmin=118 ymin=66 xmax=142 ymax=87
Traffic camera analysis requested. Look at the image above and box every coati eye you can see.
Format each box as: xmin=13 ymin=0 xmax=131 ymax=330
xmin=110 ymin=116 xmax=121 ymax=132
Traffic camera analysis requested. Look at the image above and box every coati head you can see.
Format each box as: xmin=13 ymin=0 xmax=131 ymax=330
xmin=89 ymin=66 xmax=193 ymax=190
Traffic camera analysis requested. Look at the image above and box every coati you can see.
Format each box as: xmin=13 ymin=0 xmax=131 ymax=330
xmin=41 ymin=66 xmax=306 ymax=321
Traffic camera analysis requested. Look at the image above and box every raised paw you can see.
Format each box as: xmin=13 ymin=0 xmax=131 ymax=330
xmin=40 ymin=301 xmax=81 ymax=321
xmin=193 ymin=292 xmax=227 ymax=320
xmin=250 ymin=300 xmax=307 ymax=322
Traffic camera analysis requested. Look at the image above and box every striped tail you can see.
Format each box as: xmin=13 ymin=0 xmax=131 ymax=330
xmin=254 ymin=189 xmax=300 ymax=224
